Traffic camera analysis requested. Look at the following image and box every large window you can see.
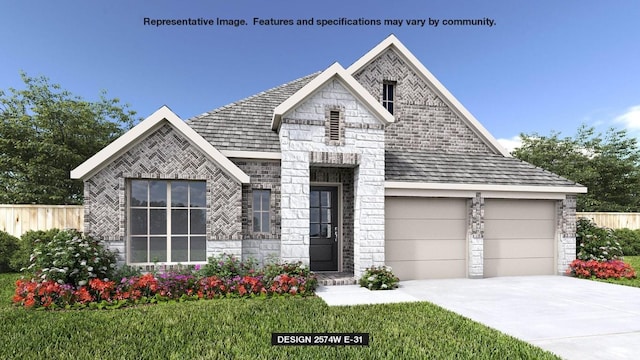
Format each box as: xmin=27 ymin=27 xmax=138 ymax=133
xmin=252 ymin=189 xmax=270 ymax=233
xmin=129 ymin=180 xmax=206 ymax=264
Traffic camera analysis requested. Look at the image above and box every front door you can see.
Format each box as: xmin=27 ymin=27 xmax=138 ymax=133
xmin=309 ymin=186 xmax=338 ymax=271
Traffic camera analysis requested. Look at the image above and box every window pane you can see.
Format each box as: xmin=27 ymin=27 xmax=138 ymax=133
xmin=261 ymin=213 xmax=269 ymax=233
xmin=320 ymin=224 xmax=328 ymax=238
xmin=310 ymin=224 xmax=320 ymax=237
xmin=171 ymin=209 xmax=188 ymax=234
xmin=261 ymin=191 xmax=270 ymax=210
xmin=253 ymin=191 xmax=262 ymax=211
xmin=310 ymin=191 xmax=319 ymax=207
xmin=190 ymin=182 xmax=206 ymax=207
xmin=130 ymin=209 xmax=147 ymax=235
xmin=171 ymin=181 xmax=188 ymax=207
xmin=150 ymin=236 xmax=167 ymax=262
xmin=388 ymin=102 xmax=393 ymax=114
xmin=171 ymin=236 xmax=188 ymax=262
xmin=149 ymin=181 xmax=167 ymax=206
xmin=190 ymin=236 xmax=206 ymax=262
xmin=190 ymin=209 xmax=206 ymax=234
xmin=149 ymin=209 xmax=166 ymax=235
xmin=310 ymin=208 xmax=320 ymax=223
xmin=388 ymin=84 xmax=394 ymax=101
xmin=322 ymin=209 xmax=331 ymax=224
xmin=131 ymin=181 xmax=148 ymax=206
xmin=321 ymin=191 xmax=330 ymax=207
xmin=130 ymin=237 xmax=147 ymax=263
xmin=253 ymin=215 xmax=261 ymax=232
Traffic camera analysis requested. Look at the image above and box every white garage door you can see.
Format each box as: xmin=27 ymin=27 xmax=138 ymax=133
xmin=385 ymin=197 xmax=467 ymax=280
xmin=484 ymin=199 xmax=556 ymax=277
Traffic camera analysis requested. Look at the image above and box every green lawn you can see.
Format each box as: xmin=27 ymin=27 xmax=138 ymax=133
xmin=0 ymin=273 xmax=559 ymax=360
xmin=598 ymin=256 xmax=640 ymax=288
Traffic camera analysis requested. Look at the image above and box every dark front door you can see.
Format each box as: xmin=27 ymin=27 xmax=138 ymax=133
xmin=309 ymin=186 xmax=338 ymax=271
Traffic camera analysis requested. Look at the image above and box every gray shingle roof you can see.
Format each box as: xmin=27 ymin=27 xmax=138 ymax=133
xmin=386 ymin=149 xmax=583 ymax=187
xmin=187 ymin=73 xmax=319 ymax=152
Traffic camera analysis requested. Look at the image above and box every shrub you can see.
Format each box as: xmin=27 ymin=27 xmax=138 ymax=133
xmin=612 ymin=228 xmax=640 ymax=256
xmin=263 ymin=261 xmax=318 ymax=296
xmin=359 ymin=265 xmax=399 ymax=290
xmin=198 ymin=253 xmax=257 ymax=278
xmin=576 ymin=218 xmax=623 ymax=261
xmin=0 ymin=231 xmax=20 ymax=273
xmin=567 ymin=259 xmax=636 ymax=279
xmin=10 ymin=229 xmax=59 ymax=272
xmin=26 ymin=229 xmax=117 ymax=286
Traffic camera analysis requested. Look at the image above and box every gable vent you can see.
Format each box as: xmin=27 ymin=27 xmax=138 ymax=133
xmin=329 ymin=110 xmax=340 ymax=141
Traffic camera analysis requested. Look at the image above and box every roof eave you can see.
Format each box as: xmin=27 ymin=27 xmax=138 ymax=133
xmin=71 ymin=106 xmax=250 ymax=184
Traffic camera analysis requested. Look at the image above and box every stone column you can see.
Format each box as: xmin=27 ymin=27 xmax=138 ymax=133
xmin=557 ymin=195 xmax=577 ymax=274
xmin=468 ymin=192 xmax=484 ymax=278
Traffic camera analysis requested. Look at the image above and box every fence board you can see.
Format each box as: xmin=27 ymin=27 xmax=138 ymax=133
xmin=577 ymin=212 xmax=640 ymax=230
xmin=0 ymin=205 xmax=84 ymax=237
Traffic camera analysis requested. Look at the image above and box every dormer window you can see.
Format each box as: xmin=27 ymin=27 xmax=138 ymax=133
xmin=383 ymin=82 xmax=396 ymax=114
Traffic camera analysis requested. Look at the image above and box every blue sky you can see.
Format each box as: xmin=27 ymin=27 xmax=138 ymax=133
xmin=2 ymin=0 xmax=639 ymax=151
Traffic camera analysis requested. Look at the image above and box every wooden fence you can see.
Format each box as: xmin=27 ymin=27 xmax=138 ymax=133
xmin=577 ymin=212 xmax=640 ymax=230
xmin=0 ymin=205 xmax=84 ymax=238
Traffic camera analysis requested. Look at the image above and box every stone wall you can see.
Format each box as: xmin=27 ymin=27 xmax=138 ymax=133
xmin=352 ymin=48 xmax=494 ymax=154
xmin=84 ymin=123 xmax=242 ymax=264
xmin=558 ymin=195 xmax=577 ymax=274
xmin=279 ymin=79 xmax=386 ymax=276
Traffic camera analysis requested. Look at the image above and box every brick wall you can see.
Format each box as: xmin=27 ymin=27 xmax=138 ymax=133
xmin=84 ymin=123 xmax=242 ymax=264
xmin=352 ymin=48 xmax=494 ymax=154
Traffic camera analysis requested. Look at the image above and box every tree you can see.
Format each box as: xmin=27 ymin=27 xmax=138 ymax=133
xmin=513 ymin=125 xmax=640 ymax=212
xmin=0 ymin=72 xmax=138 ymax=204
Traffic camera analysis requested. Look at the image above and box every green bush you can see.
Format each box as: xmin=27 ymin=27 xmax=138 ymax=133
xmin=359 ymin=265 xmax=399 ymax=290
xmin=26 ymin=229 xmax=117 ymax=286
xmin=0 ymin=231 xmax=20 ymax=273
xmin=263 ymin=260 xmax=318 ymax=291
xmin=576 ymin=218 xmax=623 ymax=261
xmin=198 ymin=253 xmax=257 ymax=278
xmin=10 ymin=229 xmax=59 ymax=272
xmin=612 ymin=228 xmax=640 ymax=256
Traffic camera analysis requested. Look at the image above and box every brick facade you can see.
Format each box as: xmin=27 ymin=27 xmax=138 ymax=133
xmin=84 ymin=124 xmax=242 ymax=264
xmin=353 ymin=48 xmax=494 ymax=153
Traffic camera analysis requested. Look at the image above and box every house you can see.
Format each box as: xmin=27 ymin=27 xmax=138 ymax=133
xmin=70 ymin=35 xmax=586 ymax=280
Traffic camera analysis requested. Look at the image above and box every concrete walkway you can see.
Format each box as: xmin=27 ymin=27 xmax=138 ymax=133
xmin=316 ymin=276 xmax=640 ymax=360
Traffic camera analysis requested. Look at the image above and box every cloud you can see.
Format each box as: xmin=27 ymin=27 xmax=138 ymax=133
xmin=496 ymin=136 xmax=522 ymax=153
xmin=615 ymin=105 xmax=640 ymax=131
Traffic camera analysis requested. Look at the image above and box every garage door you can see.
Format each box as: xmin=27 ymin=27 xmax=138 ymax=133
xmin=385 ymin=197 xmax=467 ymax=280
xmin=484 ymin=199 xmax=556 ymax=277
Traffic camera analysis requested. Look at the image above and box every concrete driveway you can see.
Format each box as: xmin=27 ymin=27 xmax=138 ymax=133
xmin=316 ymin=276 xmax=640 ymax=360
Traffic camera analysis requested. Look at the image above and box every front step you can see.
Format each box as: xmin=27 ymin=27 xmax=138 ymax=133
xmin=316 ymin=272 xmax=357 ymax=286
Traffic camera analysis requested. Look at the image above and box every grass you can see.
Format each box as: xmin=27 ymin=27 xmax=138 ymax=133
xmin=598 ymin=256 xmax=640 ymax=288
xmin=0 ymin=273 xmax=559 ymax=360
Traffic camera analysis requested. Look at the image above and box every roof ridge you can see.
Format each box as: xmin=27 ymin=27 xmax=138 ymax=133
xmin=189 ymin=72 xmax=321 ymax=121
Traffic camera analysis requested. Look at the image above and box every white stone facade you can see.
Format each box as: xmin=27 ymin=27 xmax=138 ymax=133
xmin=279 ymin=79 xmax=386 ymax=277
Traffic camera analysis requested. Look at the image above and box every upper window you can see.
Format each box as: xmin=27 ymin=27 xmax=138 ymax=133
xmin=252 ymin=189 xmax=270 ymax=233
xmin=129 ymin=180 xmax=206 ymax=264
xmin=382 ymin=82 xmax=396 ymax=114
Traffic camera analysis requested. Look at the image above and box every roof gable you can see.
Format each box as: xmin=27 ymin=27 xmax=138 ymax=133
xmin=348 ymin=35 xmax=510 ymax=157
xmin=271 ymin=63 xmax=395 ymax=131
xmin=70 ymin=106 xmax=250 ymax=183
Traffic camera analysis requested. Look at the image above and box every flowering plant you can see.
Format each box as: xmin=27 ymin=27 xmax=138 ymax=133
xmin=198 ymin=253 xmax=257 ymax=278
xmin=567 ymin=259 xmax=636 ymax=279
xmin=359 ymin=265 xmax=399 ymax=290
xmin=25 ymin=229 xmax=117 ymax=287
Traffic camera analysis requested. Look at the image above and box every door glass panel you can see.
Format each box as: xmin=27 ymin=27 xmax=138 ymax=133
xmin=310 ymin=191 xmax=319 ymax=207
xmin=310 ymin=224 xmax=320 ymax=237
xmin=131 ymin=181 xmax=148 ymax=206
xmin=190 ymin=182 xmax=206 ymax=207
xmin=321 ymin=208 xmax=331 ymax=223
xmin=320 ymin=224 xmax=329 ymax=238
xmin=171 ymin=236 xmax=188 ymax=262
xmin=149 ymin=181 xmax=167 ymax=206
xmin=190 ymin=236 xmax=206 ymax=262
xmin=320 ymin=191 xmax=330 ymax=207
xmin=130 ymin=209 xmax=147 ymax=235
xmin=171 ymin=209 xmax=188 ymax=234
xmin=171 ymin=182 xmax=188 ymax=207
xmin=310 ymin=208 xmax=320 ymax=223
xmin=149 ymin=209 xmax=166 ymax=235
xmin=150 ymin=236 xmax=167 ymax=262
xmin=130 ymin=237 xmax=147 ymax=263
